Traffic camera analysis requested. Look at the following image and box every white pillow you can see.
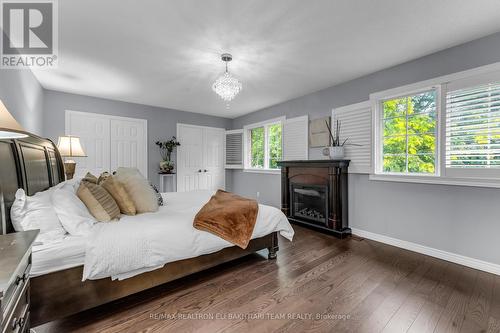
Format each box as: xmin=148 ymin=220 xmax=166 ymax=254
xmin=52 ymin=183 xmax=96 ymax=236
xmin=53 ymin=177 xmax=81 ymax=193
xmin=114 ymin=167 xmax=158 ymax=213
xmin=10 ymin=188 xmax=66 ymax=242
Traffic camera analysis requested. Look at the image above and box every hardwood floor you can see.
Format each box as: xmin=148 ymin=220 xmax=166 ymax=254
xmin=34 ymin=225 xmax=500 ymax=333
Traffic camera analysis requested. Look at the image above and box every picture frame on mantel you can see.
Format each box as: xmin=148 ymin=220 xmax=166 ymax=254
xmin=309 ymin=116 xmax=331 ymax=147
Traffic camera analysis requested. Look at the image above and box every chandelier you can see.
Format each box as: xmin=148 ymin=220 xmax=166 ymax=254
xmin=212 ymin=53 xmax=242 ymax=102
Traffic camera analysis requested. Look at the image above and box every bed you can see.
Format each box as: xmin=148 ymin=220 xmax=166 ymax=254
xmin=0 ymin=134 xmax=293 ymax=326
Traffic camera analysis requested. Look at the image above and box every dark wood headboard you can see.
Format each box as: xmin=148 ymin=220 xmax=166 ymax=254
xmin=0 ymin=134 xmax=65 ymax=234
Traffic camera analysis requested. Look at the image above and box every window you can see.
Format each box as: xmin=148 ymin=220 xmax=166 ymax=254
xmin=371 ymin=64 xmax=500 ymax=187
xmin=380 ymin=89 xmax=438 ymax=175
xmin=244 ymin=118 xmax=283 ymax=172
xmin=446 ymin=82 xmax=500 ymax=169
xmin=250 ymin=127 xmax=265 ymax=168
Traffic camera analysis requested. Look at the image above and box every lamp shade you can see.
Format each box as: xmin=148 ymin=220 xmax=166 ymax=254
xmin=0 ymin=100 xmax=29 ymax=139
xmin=57 ymin=136 xmax=87 ymax=157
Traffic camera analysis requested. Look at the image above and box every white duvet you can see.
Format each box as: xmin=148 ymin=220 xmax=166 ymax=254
xmin=83 ymin=190 xmax=294 ymax=281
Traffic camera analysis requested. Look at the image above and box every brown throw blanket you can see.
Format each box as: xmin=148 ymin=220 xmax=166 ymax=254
xmin=193 ymin=190 xmax=259 ymax=249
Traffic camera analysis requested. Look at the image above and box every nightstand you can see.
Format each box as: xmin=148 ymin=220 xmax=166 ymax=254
xmin=0 ymin=230 xmax=38 ymax=333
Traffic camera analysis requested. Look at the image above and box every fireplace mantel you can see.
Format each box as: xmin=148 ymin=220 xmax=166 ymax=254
xmin=278 ymin=159 xmax=350 ymax=168
xmin=277 ymin=159 xmax=351 ymax=238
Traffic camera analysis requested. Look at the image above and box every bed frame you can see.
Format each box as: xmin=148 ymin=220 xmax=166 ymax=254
xmin=0 ymin=134 xmax=279 ymax=326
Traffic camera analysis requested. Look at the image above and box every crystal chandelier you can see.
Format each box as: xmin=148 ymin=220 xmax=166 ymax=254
xmin=212 ymin=53 xmax=242 ymax=102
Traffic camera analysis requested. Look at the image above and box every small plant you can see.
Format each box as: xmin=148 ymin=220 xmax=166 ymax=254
xmin=155 ymin=136 xmax=181 ymax=161
xmin=156 ymin=136 xmax=180 ymax=173
xmin=325 ymin=119 xmax=348 ymax=147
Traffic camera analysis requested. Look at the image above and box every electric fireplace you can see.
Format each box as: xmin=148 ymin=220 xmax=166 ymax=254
xmin=278 ymin=160 xmax=350 ymax=238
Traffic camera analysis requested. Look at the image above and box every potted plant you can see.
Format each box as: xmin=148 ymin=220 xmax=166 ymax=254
xmin=325 ymin=119 xmax=359 ymax=159
xmin=155 ymin=136 xmax=181 ymax=173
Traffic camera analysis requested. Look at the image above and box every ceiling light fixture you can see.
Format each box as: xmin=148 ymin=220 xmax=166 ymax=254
xmin=212 ymin=53 xmax=242 ymax=104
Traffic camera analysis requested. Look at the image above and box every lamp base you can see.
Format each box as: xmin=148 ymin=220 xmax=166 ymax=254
xmin=64 ymin=160 xmax=76 ymax=180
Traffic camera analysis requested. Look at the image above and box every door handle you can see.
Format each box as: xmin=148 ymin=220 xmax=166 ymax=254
xmin=198 ymin=169 xmax=202 ymax=173
xmin=204 ymin=169 xmax=207 ymax=173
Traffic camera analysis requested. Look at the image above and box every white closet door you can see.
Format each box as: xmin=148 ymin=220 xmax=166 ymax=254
xmin=66 ymin=111 xmax=110 ymax=178
xmin=66 ymin=111 xmax=147 ymax=179
xmin=177 ymin=124 xmax=225 ymax=192
xmin=177 ymin=124 xmax=204 ymax=192
xmin=110 ymin=118 xmax=147 ymax=177
xmin=203 ymin=127 xmax=225 ymax=191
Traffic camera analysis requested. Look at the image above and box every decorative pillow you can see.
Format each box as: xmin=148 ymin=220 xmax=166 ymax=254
xmin=10 ymin=188 xmax=66 ymax=242
xmin=77 ymin=181 xmax=121 ymax=222
xmin=100 ymin=176 xmax=136 ymax=215
xmin=98 ymin=172 xmax=111 ymax=184
xmin=83 ymin=172 xmax=98 ymax=184
xmin=52 ymin=183 xmax=96 ymax=236
xmin=151 ymin=184 xmax=164 ymax=206
xmin=114 ymin=167 xmax=159 ymax=213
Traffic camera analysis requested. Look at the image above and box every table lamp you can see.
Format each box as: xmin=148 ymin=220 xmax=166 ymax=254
xmin=0 ymin=100 xmax=29 ymax=139
xmin=57 ymin=136 xmax=87 ymax=180
xmin=0 ymin=100 xmax=29 ymax=234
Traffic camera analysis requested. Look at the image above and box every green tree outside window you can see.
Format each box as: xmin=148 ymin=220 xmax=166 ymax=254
xmin=382 ymin=90 xmax=437 ymax=174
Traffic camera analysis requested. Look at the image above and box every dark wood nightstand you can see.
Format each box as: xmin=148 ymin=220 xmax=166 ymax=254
xmin=0 ymin=230 xmax=38 ymax=333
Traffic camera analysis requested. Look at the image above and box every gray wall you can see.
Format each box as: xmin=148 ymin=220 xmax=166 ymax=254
xmin=0 ymin=66 xmax=44 ymax=135
xmin=43 ymin=90 xmax=232 ymax=186
xmin=230 ymin=31 xmax=500 ymax=265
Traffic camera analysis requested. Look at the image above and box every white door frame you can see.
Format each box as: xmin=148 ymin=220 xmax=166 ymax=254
xmin=176 ymin=123 xmax=226 ymax=191
xmin=65 ymin=110 xmax=148 ymax=177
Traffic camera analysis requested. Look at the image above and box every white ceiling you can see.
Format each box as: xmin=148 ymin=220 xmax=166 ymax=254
xmin=33 ymin=0 xmax=500 ymax=118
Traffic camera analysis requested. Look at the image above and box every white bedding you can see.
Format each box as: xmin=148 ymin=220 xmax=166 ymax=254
xmin=31 ymin=235 xmax=86 ymax=276
xmin=32 ymin=190 xmax=294 ymax=281
xmin=83 ymin=190 xmax=294 ymax=280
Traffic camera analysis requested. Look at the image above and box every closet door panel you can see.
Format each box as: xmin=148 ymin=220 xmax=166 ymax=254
xmin=110 ymin=119 xmax=147 ymax=177
xmin=177 ymin=125 xmax=204 ymax=192
xmin=66 ymin=112 xmax=110 ymax=178
xmin=203 ymin=127 xmax=225 ymax=191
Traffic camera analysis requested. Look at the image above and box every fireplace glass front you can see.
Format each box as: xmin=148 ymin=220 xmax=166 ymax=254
xmin=290 ymin=183 xmax=328 ymax=227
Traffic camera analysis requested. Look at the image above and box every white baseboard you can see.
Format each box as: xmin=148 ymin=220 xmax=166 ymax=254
xmin=351 ymin=227 xmax=500 ymax=276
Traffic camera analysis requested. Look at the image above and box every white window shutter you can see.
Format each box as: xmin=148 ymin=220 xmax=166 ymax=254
xmin=283 ymin=115 xmax=309 ymax=161
xmin=446 ymin=81 xmax=500 ymax=169
xmin=225 ymin=129 xmax=243 ymax=169
xmin=332 ymin=101 xmax=372 ymax=173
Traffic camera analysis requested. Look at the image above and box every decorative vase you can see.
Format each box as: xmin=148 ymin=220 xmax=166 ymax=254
xmin=159 ymin=160 xmax=174 ymax=173
xmin=329 ymin=146 xmax=345 ymax=159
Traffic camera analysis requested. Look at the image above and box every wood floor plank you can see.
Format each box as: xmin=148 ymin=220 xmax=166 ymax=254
xmin=434 ymin=265 xmax=478 ymax=333
xmin=33 ymin=226 xmax=499 ymax=333
xmin=381 ymin=257 xmax=447 ymax=333
xmin=460 ymin=270 xmax=494 ymax=333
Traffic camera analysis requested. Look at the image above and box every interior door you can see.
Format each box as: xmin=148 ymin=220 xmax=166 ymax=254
xmin=203 ymin=127 xmax=225 ymax=191
xmin=66 ymin=111 xmax=147 ymax=179
xmin=66 ymin=112 xmax=110 ymax=178
xmin=110 ymin=118 xmax=147 ymax=177
xmin=177 ymin=124 xmax=203 ymax=192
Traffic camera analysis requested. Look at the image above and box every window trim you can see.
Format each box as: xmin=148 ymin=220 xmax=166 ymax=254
xmin=370 ymin=61 xmax=500 ymax=187
xmin=243 ymin=116 xmax=284 ymax=173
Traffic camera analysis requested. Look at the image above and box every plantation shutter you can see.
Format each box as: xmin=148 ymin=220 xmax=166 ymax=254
xmin=446 ymin=81 xmax=500 ymax=169
xmin=332 ymin=101 xmax=372 ymax=173
xmin=283 ymin=115 xmax=308 ymax=161
xmin=225 ymin=129 xmax=243 ymax=169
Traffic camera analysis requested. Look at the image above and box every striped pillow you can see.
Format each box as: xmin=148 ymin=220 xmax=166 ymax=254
xmin=77 ymin=181 xmax=121 ymax=222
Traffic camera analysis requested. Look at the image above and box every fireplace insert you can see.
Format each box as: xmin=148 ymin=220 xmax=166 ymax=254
xmin=290 ymin=183 xmax=328 ymax=227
